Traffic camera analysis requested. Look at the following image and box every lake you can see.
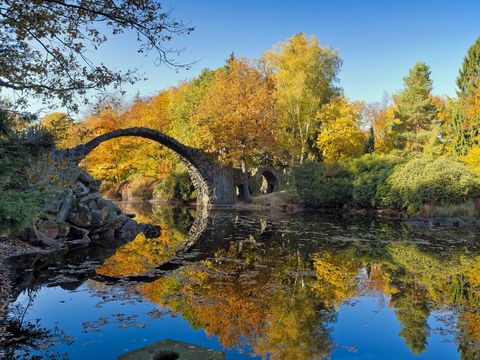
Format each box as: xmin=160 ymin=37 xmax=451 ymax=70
xmin=2 ymin=202 xmax=480 ymax=359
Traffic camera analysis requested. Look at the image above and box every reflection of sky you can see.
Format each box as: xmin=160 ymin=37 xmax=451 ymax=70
xmin=14 ymin=285 xmax=258 ymax=359
xmin=14 ymin=285 xmax=458 ymax=359
xmin=332 ymin=295 xmax=458 ymax=360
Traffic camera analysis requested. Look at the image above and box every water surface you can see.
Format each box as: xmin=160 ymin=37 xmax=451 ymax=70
xmin=2 ymin=202 xmax=480 ymax=359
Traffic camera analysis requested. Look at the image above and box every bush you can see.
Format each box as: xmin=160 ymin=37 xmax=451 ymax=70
xmin=289 ymin=162 xmax=352 ymax=208
xmin=348 ymin=154 xmax=403 ymax=208
xmin=386 ymin=156 xmax=480 ymax=213
xmin=153 ymin=169 xmax=196 ymax=202
xmin=0 ymin=141 xmax=49 ymax=235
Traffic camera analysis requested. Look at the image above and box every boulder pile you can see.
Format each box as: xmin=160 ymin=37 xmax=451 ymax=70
xmin=22 ymin=168 xmax=143 ymax=250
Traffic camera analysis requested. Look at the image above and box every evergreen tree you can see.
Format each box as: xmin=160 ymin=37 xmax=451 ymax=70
xmin=364 ymin=127 xmax=375 ymax=153
xmin=394 ymin=62 xmax=437 ymax=150
xmin=457 ymin=36 xmax=480 ymax=96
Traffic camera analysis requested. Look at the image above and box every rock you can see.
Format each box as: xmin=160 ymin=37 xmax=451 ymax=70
xmin=143 ymin=224 xmax=161 ymax=238
xmin=33 ymin=227 xmax=61 ymax=249
xmin=79 ymin=171 xmax=95 ymax=185
xmin=106 ymin=200 xmax=120 ymax=214
xmin=38 ymin=212 xmax=57 ymax=221
xmin=57 ymin=222 xmax=70 ymax=238
xmin=69 ymin=205 xmax=91 ymax=228
xmin=64 ymin=167 xmax=82 ymax=184
xmin=68 ymin=224 xmax=89 ymax=238
xmin=37 ymin=220 xmax=60 ymax=239
xmin=43 ymin=200 xmax=62 ymax=214
xmin=73 ymin=182 xmax=90 ymax=197
xmin=79 ymin=192 xmax=102 ymax=205
xmin=96 ymin=197 xmax=107 ymax=209
xmin=66 ymin=236 xmax=91 ymax=250
xmin=126 ymin=213 xmax=136 ymax=218
xmin=99 ymin=206 xmax=117 ymax=224
xmin=102 ymin=228 xmax=116 ymax=242
xmin=90 ymin=210 xmax=104 ymax=228
xmin=87 ymin=200 xmax=97 ymax=211
xmin=57 ymin=189 xmax=74 ymax=222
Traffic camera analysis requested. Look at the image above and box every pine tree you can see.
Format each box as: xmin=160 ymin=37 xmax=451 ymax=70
xmin=457 ymin=36 xmax=480 ymax=96
xmin=364 ymin=127 xmax=375 ymax=154
xmin=394 ymin=62 xmax=437 ymax=150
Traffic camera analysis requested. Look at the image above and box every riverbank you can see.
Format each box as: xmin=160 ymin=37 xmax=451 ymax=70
xmin=233 ymin=192 xmax=480 ymax=228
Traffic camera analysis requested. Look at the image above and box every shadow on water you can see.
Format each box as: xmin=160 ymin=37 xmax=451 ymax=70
xmin=2 ymin=203 xmax=480 ymax=359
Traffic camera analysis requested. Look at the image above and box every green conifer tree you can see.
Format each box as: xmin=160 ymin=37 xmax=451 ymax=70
xmin=394 ymin=62 xmax=437 ymax=150
xmin=457 ymin=36 xmax=480 ymax=96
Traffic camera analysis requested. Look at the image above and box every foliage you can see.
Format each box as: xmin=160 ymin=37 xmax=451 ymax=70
xmin=372 ymin=106 xmax=400 ymax=153
xmin=316 ymin=96 xmax=366 ymax=162
xmin=386 ymin=156 xmax=480 ymax=213
xmin=263 ymin=33 xmax=341 ymax=163
xmin=193 ymin=57 xmax=276 ymax=167
xmin=289 ymin=162 xmax=352 ymax=207
xmin=394 ymin=62 xmax=438 ymax=151
xmin=348 ymin=154 xmax=404 ymax=208
xmin=0 ymin=137 xmax=49 ymax=235
xmin=457 ymin=36 xmax=480 ymax=96
xmin=0 ymin=0 xmax=193 ymax=111
xmin=153 ymin=167 xmax=196 ymax=202
xmin=39 ymin=112 xmax=76 ymax=149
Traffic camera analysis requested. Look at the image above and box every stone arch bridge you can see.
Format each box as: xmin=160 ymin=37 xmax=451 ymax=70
xmin=57 ymin=127 xmax=237 ymax=206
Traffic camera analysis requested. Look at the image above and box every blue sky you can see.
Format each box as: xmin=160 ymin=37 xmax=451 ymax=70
xmin=78 ymin=0 xmax=480 ymax=111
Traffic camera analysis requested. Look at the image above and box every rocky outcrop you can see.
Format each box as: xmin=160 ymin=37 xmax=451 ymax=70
xmin=22 ymin=167 xmax=152 ymax=250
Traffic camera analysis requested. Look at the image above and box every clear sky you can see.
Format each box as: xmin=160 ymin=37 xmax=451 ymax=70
xmin=79 ymin=0 xmax=480 ymax=111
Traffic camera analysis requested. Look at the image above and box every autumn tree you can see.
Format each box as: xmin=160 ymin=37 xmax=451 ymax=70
xmin=168 ymin=69 xmax=215 ymax=147
xmin=263 ymin=33 xmax=341 ymax=163
xmin=39 ymin=112 xmax=75 ymax=149
xmin=0 ymin=0 xmax=193 ymax=111
xmin=194 ymin=58 xmax=276 ymax=202
xmin=394 ymin=62 xmax=437 ymax=151
xmin=316 ymin=97 xmax=365 ymax=162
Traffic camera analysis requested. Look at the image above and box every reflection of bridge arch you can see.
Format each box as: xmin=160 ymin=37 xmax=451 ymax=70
xmin=59 ymin=127 xmax=236 ymax=206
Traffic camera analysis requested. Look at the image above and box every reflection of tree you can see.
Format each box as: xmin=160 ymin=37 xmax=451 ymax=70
xmin=137 ymin=237 xmax=337 ymax=359
xmin=458 ymin=310 xmax=480 ymax=360
xmin=95 ymin=204 xmax=195 ymax=277
xmin=89 ymin=210 xmax=480 ymax=358
xmin=2 ymin=290 xmax=72 ymax=359
xmin=312 ymin=252 xmax=359 ymax=307
xmin=392 ymin=283 xmax=431 ymax=354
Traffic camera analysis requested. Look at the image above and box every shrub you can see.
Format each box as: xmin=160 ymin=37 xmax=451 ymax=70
xmin=153 ymin=169 xmax=196 ymax=202
xmin=289 ymin=162 xmax=352 ymax=208
xmin=386 ymin=156 xmax=480 ymax=213
xmin=0 ymin=141 xmax=49 ymax=235
xmin=348 ymin=154 xmax=404 ymax=208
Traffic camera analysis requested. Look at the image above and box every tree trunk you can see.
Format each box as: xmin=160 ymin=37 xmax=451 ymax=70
xmin=300 ymin=142 xmax=305 ymax=164
xmin=240 ymin=157 xmax=251 ymax=203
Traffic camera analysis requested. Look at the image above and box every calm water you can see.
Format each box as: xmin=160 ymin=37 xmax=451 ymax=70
xmin=2 ymin=202 xmax=480 ymax=359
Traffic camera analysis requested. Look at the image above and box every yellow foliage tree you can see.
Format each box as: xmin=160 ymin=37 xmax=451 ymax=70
xmin=316 ymin=97 xmax=365 ymax=162
xmin=39 ymin=112 xmax=76 ymax=149
xmin=263 ymin=33 xmax=341 ymax=163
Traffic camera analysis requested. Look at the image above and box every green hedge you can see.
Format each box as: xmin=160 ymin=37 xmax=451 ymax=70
xmin=386 ymin=156 xmax=480 ymax=213
xmin=290 ymin=162 xmax=352 ymax=208
xmin=349 ymin=154 xmax=403 ymax=208
xmin=288 ymin=155 xmax=480 ymax=213
xmin=154 ymin=169 xmax=196 ymax=202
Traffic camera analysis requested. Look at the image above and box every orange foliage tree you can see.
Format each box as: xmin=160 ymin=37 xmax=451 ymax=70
xmin=194 ymin=58 xmax=277 ymax=201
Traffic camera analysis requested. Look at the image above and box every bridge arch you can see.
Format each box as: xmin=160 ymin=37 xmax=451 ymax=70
xmin=61 ymin=127 xmax=236 ymax=206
